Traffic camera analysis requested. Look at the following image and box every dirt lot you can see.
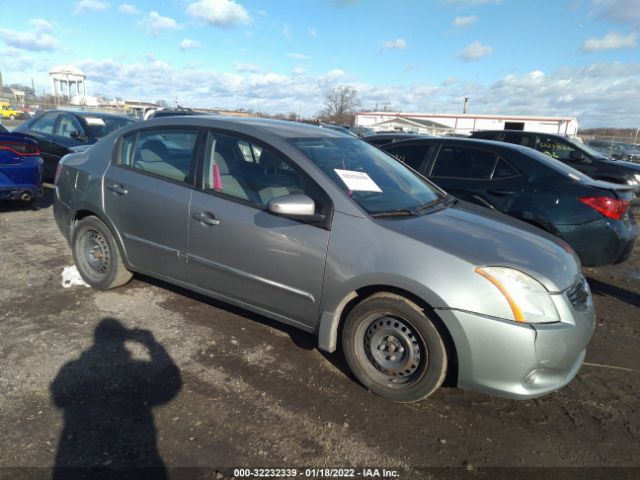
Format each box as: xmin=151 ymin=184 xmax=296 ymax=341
xmin=1 ymin=188 xmax=639 ymax=479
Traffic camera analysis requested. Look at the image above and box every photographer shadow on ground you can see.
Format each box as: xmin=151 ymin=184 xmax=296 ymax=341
xmin=50 ymin=318 xmax=182 ymax=480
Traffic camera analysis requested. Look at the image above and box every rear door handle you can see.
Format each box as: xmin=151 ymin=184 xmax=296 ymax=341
xmin=192 ymin=211 xmax=220 ymax=226
xmin=487 ymin=189 xmax=515 ymax=196
xmin=107 ymin=183 xmax=128 ymax=195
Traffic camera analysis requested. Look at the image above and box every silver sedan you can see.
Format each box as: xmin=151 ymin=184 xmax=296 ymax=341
xmin=54 ymin=116 xmax=595 ymax=402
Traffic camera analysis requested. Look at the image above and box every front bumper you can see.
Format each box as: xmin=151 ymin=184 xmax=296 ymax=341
xmin=437 ymin=278 xmax=595 ymax=399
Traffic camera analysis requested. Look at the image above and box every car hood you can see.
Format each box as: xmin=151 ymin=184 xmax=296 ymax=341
xmin=378 ymin=201 xmax=580 ymax=292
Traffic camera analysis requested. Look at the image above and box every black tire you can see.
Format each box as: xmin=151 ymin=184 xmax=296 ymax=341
xmin=342 ymin=292 xmax=447 ymax=402
xmin=72 ymin=216 xmax=132 ymax=290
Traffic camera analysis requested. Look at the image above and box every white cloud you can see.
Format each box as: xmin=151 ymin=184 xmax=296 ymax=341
xmin=453 ymin=15 xmax=478 ymax=27
xmin=292 ymin=66 xmax=305 ymax=75
xmin=186 ymin=0 xmax=251 ymax=28
xmin=234 ymin=62 xmax=261 ymax=73
xmin=180 ymin=38 xmax=202 ymax=50
xmin=457 ymin=41 xmax=492 ymax=61
xmin=0 ymin=18 xmax=59 ymax=51
xmin=592 ymin=0 xmax=640 ymax=26
xmin=139 ymin=11 xmax=180 ymax=35
xmin=118 ymin=3 xmax=139 ymax=14
xmin=75 ymin=0 xmax=109 ymax=15
xmin=380 ymin=38 xmax=407 ymax=53
xmin=308 ymin=27 xmax=317 ymax=38
xmin=582 ymin=31 xmax=636 ymax=51
xmin=37 ymin=57 xmax=635 ymax=127
xmin=286 ymin=53 xmax=310 ymax=60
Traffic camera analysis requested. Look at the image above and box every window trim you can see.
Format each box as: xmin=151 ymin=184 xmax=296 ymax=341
xmin=491 ymin=156 xmax=521 ymax=180
xmin=113 ymin=126 xmax=204 ymax=187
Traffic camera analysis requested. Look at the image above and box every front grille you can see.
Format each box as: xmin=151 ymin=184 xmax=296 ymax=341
xmin=567 ymin=276 xmax=590 ymax=309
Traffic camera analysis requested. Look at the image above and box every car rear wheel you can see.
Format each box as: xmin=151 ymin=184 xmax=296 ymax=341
xmin=342 ymin=292 xmax=447 ymax=402
xmin=72 ymin=216 xmax=132 ymax=290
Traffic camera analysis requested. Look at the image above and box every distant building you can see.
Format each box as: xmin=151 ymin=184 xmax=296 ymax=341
xmin=355 ymin=112 xmax=579 ymax=137
xmin=50 ymin=65 xmax=88 ymax=99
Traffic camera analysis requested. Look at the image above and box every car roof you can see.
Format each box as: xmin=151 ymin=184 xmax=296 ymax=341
xmin=385 ymin=136 xmax=535 ymax=153
xmin=141 ymin=115 xmax=350 ymax=139
xmin=39 ymin=109 xmax=134 ymax=121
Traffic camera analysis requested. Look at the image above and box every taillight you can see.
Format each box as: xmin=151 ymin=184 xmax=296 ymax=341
xmin=579 ymin=196 xmax=631 ymax=220
xmin=54 ymin=162 xmax=63 ymax=185
xmin=0 ymin=140 xmax=40 ymax=156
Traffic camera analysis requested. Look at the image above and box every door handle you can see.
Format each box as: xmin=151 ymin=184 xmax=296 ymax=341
xmin=107 ymin=183 xmax=128 ymax=195
xmin=487 ymin=189 xmax=515 ymax=196
xmin=192 ymin=211 xmax=220 ymax=226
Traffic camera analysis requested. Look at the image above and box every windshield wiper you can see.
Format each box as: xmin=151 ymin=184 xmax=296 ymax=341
xmin=371 ymin=209 xmax=416 ymax=218
xmin=414 ymin=196 xmax=457 ymax=213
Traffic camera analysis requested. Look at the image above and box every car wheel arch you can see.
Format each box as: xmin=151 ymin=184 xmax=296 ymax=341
xmin=72 ymin=209 xmax=132 ymax=270
xmin=318 ymin=284 xmax=459 ymax=386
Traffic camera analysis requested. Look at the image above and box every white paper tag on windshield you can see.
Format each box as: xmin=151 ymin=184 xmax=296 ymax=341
xmin=84 ymin=117 xmax=105 ymax=126
xmin=334 ymin=169 xmax=382 ymax=192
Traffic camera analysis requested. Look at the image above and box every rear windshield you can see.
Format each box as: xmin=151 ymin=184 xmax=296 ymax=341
xmin=526 ymin=148 xmax=592 ymax=181
xmin=81 ymin=116 xmax=135 ymax=138
xmin=292 ymin=137 xmax=444 ymax=215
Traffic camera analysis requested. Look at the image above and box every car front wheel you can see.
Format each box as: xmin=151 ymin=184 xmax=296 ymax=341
xmin=342 ymin=292 xmax=447 ymax=402
xmin=72 ymin=216 xmax=133 ymax=290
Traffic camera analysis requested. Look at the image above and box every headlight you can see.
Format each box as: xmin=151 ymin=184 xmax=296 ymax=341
xmin=634 ymin=174 xmax=640 ymax=183
xmin=475 ymin=267 xmax=560 ymax=324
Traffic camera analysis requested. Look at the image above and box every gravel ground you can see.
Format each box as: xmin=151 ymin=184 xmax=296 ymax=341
xmin=0 ymin=188 xmax=639 ymax=479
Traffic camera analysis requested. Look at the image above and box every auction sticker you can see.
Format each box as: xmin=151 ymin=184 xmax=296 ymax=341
xmin=334 ymin=169 xmax=382 ymax=192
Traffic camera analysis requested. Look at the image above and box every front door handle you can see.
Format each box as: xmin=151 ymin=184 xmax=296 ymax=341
xmin=487 ymin=189 xmax=515 ymax=196
xmin=107 ymin=183 xmax=128 ymax=195
xmin=192 ymin=211 xmax=220 ymax=226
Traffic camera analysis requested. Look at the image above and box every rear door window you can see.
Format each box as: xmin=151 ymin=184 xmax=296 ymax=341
xmin=503 ymin=133 xmax=531 ymax=147
xmin=430 ymin=146 xmax=497 ymax=179
xmin=30 ymin=113 xmax=58 ymax=134
xmin=535 ymin=135 xmax=577 ymax=160
xmin=384 ymin=144 xmax=429 ymax=171
xmin=119 ymin=128 xmax=199 ymax=183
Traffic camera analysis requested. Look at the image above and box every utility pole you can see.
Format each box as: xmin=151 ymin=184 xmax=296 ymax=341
xmin=463 ymin=97 xmax=469 ymax=114
xmin=634 ymin=127 xmax=639 ymax=145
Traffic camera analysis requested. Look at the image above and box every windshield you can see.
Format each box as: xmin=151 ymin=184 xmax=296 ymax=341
xmin=292 ymin=137 xmax=445 ymax=215
xmin=567 ymin=137 xmax=608 ymax=159
xmin=82 ymin=116 xmax=135 ymax=138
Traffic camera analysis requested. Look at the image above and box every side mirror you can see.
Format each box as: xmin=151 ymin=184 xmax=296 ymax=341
xmin=268 ymin=194 xmax=325 ymax=222
xmin=70 ymin=130 xmax=88 ymax=143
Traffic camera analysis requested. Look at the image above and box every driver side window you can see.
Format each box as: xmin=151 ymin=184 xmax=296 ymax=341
xmin=57 ymin=115 xmax=83 ymax=139
xmin=535 ymin=136 xmax=576 ymax=160
xmin=202 ymin=131 xmax=306 ymax=208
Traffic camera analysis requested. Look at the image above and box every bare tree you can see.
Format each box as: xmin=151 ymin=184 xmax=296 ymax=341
xmin=321 ymin=85 xmax=360 ymax=124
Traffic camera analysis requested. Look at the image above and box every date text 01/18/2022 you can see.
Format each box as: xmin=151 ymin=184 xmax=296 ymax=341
xmin=233 ymin=468 xmax=400 ymax=478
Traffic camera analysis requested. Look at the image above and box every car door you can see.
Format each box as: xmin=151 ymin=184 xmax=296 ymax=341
xmin=187 ymin=130 xmax=331 ymax=329
xmin=425 ymin=143 xmax=525 ymax=211
xmin=103 ymin=127 xmax=200 ymax=282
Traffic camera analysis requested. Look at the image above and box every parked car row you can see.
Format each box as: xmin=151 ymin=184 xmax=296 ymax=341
xmin=380 ymin=137 xmax=637 ymax=267
xmin=468 ymin=130 xmax=640 ymax=188
xmin=586 ymin=139 xmax=640 ymax=163
xmin=54 ymin=116 xmax=599 ymax=403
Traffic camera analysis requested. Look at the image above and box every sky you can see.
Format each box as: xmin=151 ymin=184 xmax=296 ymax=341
xmin=0 ymin=0 xmax=639 ymax=127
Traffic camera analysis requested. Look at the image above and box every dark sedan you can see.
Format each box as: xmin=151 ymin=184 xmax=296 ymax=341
xmin=382 ymin=138 xmax=637 ymax=267
xmin=469 ymin=130 xmax=640 ymax=190
xmin=14 ymin=110 xmax=136 ymax=179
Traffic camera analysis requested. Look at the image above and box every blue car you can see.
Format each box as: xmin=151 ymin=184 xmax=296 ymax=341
xmin=0 ymin=129 xmax=44 ymax=204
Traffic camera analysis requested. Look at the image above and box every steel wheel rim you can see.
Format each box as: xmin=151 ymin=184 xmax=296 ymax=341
xmin=80 ymin=229 xmax=110 ymax=277
xmin=360 ymin=314 xmax=427 ymax=387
